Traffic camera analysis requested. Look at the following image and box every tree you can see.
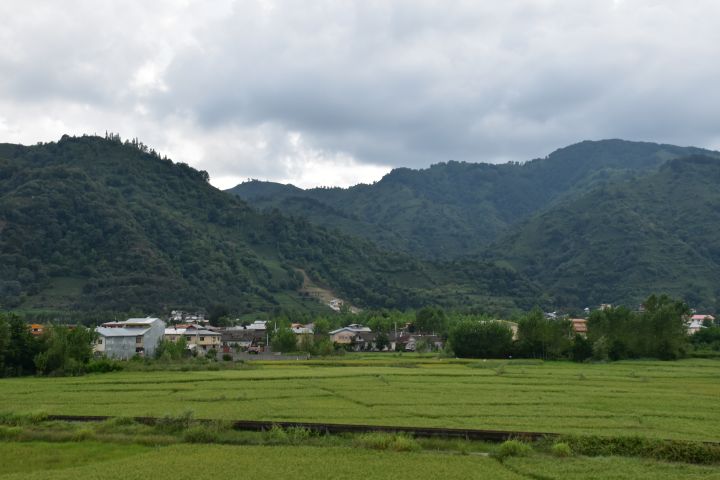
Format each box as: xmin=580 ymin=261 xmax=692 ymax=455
xmin=34 ymin=325 xmax=95 ymax=376
xmin=313 ymin=318 xmax=330 ymax=337
xmin=2 ymin=314 xmax=39 ymax=376
xmin=449 ymin=320 xmax=513 ymax=358
xmin=586 ymin=295 xmax=689 ymax=360
xmin=375 ymin=332 xmax=389 ymax=351
xmin=208 ymin=305 xmax=230 ymax=327
xmin=516 ymin=308 xmax=572 ymax=360
xmin=570 ymin=335 xmax=593 ymax=362
xmin=271 ymin=327 xmax=297 ymax=353
xmin=639 ymin=294 xmax=689 ymax=360
xmin=156 ymin=337 xmax=188 ymax=360
xmin=415 ymin=306 xmax=446 ymax=335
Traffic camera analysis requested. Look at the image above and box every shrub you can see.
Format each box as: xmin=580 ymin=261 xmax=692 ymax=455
xmin=449 ymin=320 xmax=513 ymax=358
xmin=183 ymin=425 xmax=220 ymax=444
xmin=70 ymin=427 xmax=95 ymax=441
xmin=495 ymin=439 xmax=532 ymax=460
xmin=222 ymin=353 xmax=232 ymax=362
xmin=156 ymin=410 xmax=194 ymax=434
xmin=0 ymin=425 xmax=22 ymax=439
xmin=265 ymin=425 xmax=313 ymax=445
xmin=86 ymin=358 xmax=124 ymax=373
xmin=551 ymin=442 xmax=572 ymax=457
xmin=353 ymin=432 xmax=421 ymax=452
xmin=562 ymin=435 xmax=720 ymax=465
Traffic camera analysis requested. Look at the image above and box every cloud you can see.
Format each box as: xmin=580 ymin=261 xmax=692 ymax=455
xmin=1 ymin=1 xmax=720 ymax=189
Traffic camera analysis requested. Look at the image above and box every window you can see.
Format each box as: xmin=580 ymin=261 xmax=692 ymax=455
xmin=136 ymin=336 xmax=143 ymax=343
xmin=200 ymin=337 xmax=205 ymax=341
xmin=97 ymin=339 xmax=103 ymax=345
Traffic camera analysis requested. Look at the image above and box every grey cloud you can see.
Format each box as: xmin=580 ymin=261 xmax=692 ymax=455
xmin=1 ymin=0 xmax=720 ymax=186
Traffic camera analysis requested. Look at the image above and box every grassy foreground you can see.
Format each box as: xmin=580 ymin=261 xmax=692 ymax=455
xmin=1 ymin=439 xmax=718 ymax=480
xmin=1 ymin=357 xmax=718 ymax=441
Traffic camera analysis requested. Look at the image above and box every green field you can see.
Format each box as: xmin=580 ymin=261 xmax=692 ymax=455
xmin=1 ymin=357 xmax=719 ymax=441
xmin=1 ymin=440 xmax=718 ymax=480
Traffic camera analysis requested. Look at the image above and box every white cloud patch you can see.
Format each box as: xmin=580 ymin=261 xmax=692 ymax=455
xmin=1 ymin=0 xmax=720 ymax=189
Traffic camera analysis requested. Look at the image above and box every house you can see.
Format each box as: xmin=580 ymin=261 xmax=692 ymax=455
xmin=390 ymin=333 xmax=444 ymax=352
xmin=29 ymin=324 xmax=44 ymax=336
xmin=244 ymin=320 xmax=268 ymax=331
xmin=291 ymin=323 xmax=314 ymax=335
xmin=329 ymin=324 xmax=371 ymax=344
xmin=351 ymin=331 xmax=377 ymax=351
xmin=569 ymin=318 xmax=588 ymax=337
xmin=220 ymin=328 xmax=266 ymax=352
xmin=95 ymin=317 xmax=165 ymax=359
xmin=168 ymin=310 xmax=207 ymax=325
xmin=328 ymin=298 xmax=343 ymax=312
xmin=165 ymin=325 xmax=221 ymax=355
xmin=687 ymin=314 xmax=715 ymax=335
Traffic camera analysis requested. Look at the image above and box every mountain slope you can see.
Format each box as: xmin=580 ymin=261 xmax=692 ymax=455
xmin=490 ymin=155 xmax=720 ymax=309
xmin=228 ymin=140 xmax=719 ymax=258
xmin=0 ymin=135 xmax=540 ymax=313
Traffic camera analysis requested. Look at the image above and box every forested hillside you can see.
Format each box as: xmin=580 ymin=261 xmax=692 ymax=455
xmin=491 ymin=155 xmax=720 ymax=310
xmin=0 ymin=135 xmax=540 ymax=314
xmin=229 ymin=140 xmax=718 ymax=258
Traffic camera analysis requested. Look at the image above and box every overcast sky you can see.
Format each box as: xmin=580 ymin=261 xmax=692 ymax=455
xmin=1 ymin=1 xmax=719 ymax=189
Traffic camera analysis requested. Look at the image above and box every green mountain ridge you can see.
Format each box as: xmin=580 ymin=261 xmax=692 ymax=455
xmin=229 ymin=139 xmax=718 ymax=258
xmin=0 ymin=135 xmax=540 ymax=314
xmin=490 ymin=154 xmax=720 ymax=310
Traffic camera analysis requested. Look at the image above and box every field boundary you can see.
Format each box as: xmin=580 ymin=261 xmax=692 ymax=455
xmin=46 ymin=415 xmax=552 ymax=442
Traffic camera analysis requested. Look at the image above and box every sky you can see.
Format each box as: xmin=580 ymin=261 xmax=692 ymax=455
xmin=1 ymin=1 xmax=719 ymax=189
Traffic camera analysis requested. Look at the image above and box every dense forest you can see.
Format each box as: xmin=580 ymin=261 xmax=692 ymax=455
xmin=0 ymin=135 xmax=539 ymax=315
xmin=3 ymin=135 xmax=720 ymax=315
xmin=229 ymin=140 xmax=718 ymax=258
xmin=491 ymin=155 xmax=720 ymax=309
xmin=230 ymin=140 xmax=720 ymax=311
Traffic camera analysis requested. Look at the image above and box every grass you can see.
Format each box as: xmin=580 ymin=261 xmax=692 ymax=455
xmin=0 ymin=442 xmax=525 ymax=480
xmin=0 ymin=416 xmax=718 ymax=478
xmin=0 ymin=441 xmax=152 ymax=476
xmin=505 ymin=455 xmax=720 ymax=480
xmin=1 ymin=357 xmax=718 ymax=441
xmin=1 ymin=438 xmax=718 ymax=480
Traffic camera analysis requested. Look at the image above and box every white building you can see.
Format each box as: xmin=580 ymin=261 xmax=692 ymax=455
xmin=95 ymin=317 xmax=165 ymax=360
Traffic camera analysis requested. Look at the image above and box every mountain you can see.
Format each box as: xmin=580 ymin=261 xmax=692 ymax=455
xmin=228 ymin=140 xmax=718 ymax=259
xmin=0 ymin=135 xmax=540 ymax=314
xmin=490 ymin=155 xmax=720 ymax=310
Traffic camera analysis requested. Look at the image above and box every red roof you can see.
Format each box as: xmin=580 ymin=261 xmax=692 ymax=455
xmin=570 ymin=318 xmax=587 ymax=333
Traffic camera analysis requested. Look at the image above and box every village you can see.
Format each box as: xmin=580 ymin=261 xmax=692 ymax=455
xmin=40 ymin=307 xmax=712 ymax=362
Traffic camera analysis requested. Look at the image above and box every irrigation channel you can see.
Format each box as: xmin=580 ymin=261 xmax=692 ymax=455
xmin=47 ymin=415 xmax=553 ymax=442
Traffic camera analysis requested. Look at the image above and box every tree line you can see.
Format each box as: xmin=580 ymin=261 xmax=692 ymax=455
xmin=0 ymin=313 xmax=95 ymax=377
xmin=449 ymin=295 xmax=696 ymax=361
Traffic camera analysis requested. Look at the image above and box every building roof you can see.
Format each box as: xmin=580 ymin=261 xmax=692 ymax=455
xmin=221 ymin=330 xmax=265 ymax=342
xmin=570 ymin=318 xmax=588 ymax=333
xmin=96 ymin=326 xmax=149 ymax=337
xmin=329 ymin=324 xmax=371 ymax=335
xmin=354 ymin=331 xmax=377 ymax=342
xmin=126 ymin=317 xmax=161 ymax=324
xmin=165 ymin=328 xmax=220 ymax=336
xmin=244 ymin=320 xmax=268 ymax=330
xmin=690 ymin=314 xmax=715 ymax=321
xmin=102 ymin=317 xmax=162 ymax=328
xmin=291 ymin=327 xmax=314 ymax=335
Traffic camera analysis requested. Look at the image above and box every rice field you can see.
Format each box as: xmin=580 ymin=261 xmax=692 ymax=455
xmin=1 ymin=357 xmax=719 ymax=441
xmin=1 ymin=441 xmax=718 ymax=480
